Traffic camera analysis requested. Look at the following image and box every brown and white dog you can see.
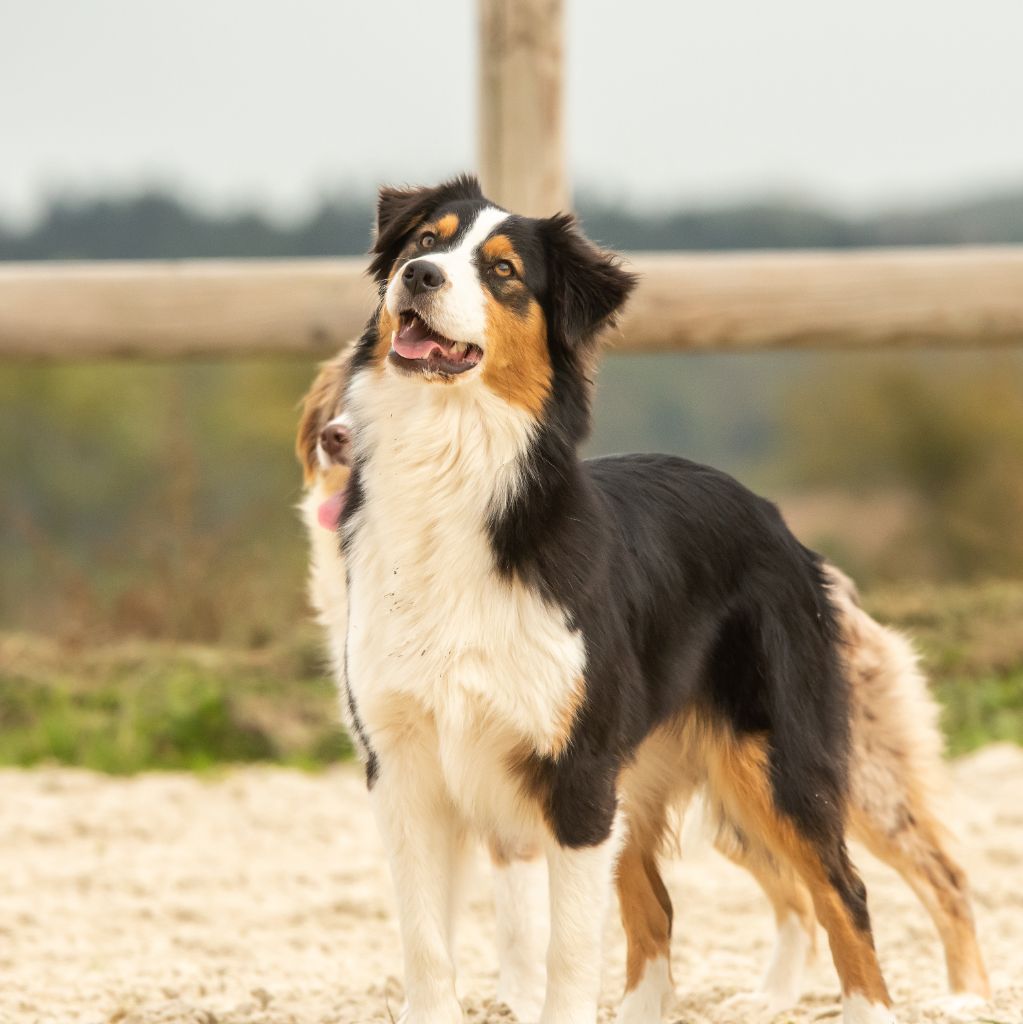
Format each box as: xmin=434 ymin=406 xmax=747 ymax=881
xmin=297 ymin=176 xmax=989 ymax=1024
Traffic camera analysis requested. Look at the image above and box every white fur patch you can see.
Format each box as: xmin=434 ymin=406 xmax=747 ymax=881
xmin=369 ymin=740 xmax=466 ymax=1024
xmin=345 ymin=339 xmax=585 ymax=846
xmin=759 ymin=912 xmax=813 ymax=1012
xmin=843 ymin=993 xmax=898 ymax=1024
xmin=541 ymin=814 xmax=627 ymax=1024
xmin=722 ymin=911 xmax=813 ymax=1019
xmin=616 ymin=955 xmax=673 ymax=1024
xmin=343 ymin=201 xmax=613 ymax=1020
xmin=493 ymin=856 xmax=548 ymax=1021
xmin=384 ymin=205 xmax=509 ymax=349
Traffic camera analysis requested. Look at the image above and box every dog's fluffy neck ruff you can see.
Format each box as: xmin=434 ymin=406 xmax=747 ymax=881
xmin=342 ymin=337 xmax=590 ymax=765
xmin=344 ymin=337 xmax=593 ymax=581
xmin=346 ymin=364 xmax=538 ymax=528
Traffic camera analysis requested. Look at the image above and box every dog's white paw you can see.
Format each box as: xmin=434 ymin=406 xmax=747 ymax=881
xmin=842 ymin=994 xmax=897 ymax=1024
xmin=756 ymin=913 xmax=813 ymax=1013
xmin=615 ymin=956 xmax=674 ymax=1024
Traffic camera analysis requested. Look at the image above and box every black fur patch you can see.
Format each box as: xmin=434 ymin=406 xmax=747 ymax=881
xmin=490 ymin=452 xmax=851 ymax=850
xmin=539 ymin=212 xmax=637 ymax=350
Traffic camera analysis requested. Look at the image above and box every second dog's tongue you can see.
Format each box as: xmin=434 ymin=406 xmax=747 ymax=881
xmin=393 ymin=316 xmax=445 ymax=360
xmin=317 ymin=490 xmax=347 ymax=531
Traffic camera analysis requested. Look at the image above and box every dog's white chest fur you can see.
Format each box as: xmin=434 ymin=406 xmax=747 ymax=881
xmin=344 ymin=372 xmax=585 ymax=808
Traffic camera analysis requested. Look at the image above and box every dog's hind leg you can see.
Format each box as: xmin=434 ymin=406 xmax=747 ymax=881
xmin=852 ymin=804 xmax=990 ymax=1007
xmin=706 ymin=734 xmax=897 ymax=1024
xmin=613 ymin=730 xmax=696 ymax=1024
xmin=615 ymin=835 xmax=675 ymax=1023
xmin=832 ymin=575 xmax=990 ymax=1002
xmin=714 ymin=821 xmax=818 ymax=1015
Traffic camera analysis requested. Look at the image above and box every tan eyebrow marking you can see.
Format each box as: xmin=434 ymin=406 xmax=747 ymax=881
xmin=482 ymin=234 xmax=524 ymax=275
xmin=435 ymin=212 xmax=459 ymax=238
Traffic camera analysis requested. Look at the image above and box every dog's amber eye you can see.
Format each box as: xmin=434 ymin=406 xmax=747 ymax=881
xmin=420 ymin=231 xmax=437 ymax=249
xmin=494 ymin=260 xmax=515 ymax=278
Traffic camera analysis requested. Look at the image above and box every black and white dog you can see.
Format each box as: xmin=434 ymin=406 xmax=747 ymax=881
xmin=298 ymin=175 xmax=989 ymax=1024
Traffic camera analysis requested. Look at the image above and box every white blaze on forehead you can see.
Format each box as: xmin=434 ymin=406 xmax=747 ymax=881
xmin=384 ymin=205 xmax=509 ymax=346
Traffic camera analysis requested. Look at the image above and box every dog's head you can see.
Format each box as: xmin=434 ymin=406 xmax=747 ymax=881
xmin=360 ymin=174 xmax=636 ymax=419
xmin=296 ymin=349 xmax=354 ymax=531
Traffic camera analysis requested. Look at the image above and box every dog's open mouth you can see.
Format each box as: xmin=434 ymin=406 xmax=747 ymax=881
xmin=390 ymin=312 xmax=483 ymax=376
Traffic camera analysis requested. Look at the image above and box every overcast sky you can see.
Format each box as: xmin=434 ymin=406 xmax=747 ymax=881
xmin=2 ymin=0 xmax=1021 ymax=225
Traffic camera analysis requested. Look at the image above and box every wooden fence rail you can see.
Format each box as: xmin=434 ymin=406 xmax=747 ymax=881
xmin=2 ymin=245 xmax=1023 ymax=360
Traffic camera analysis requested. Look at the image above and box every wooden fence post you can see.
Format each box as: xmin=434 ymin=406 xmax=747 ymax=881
xmin=478 ymin=0 xmax=569 ymax=217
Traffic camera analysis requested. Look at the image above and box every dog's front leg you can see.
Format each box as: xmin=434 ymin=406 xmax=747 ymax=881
xmin=490 ymin=841 xmax=548 ymax=1020
xmin=540 ymin=816 xmax=625 ymax=1024
xmin=371 ymin=752 xmax=465 ymax=1024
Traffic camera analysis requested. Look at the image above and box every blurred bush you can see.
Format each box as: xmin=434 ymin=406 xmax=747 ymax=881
xmin=4 ymin=349 xmax=1023 ymax=644
xmin=0 ymin=359 xmax=319 ymax=645
xmin=779 ymin=354 xmax=1023 ymax=582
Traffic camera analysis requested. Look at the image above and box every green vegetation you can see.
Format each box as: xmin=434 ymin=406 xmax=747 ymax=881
xmin=1 ymin=581 xmax=1021 ymax=772
xmin=3 ymin=182 xmax=1022 ymax=260
xmin=0 ymin=629 xmax=350 ymax=773
xmin=781 ymin=355 xmax=1023 ymax=584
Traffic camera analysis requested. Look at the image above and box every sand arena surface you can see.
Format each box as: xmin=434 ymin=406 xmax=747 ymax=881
xmin=3 ymin=746 xmax=1022 ymax=1024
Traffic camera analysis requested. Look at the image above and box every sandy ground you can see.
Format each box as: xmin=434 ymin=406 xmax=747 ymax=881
xmin=3 ymin=747 xmax=1022 ymax=1024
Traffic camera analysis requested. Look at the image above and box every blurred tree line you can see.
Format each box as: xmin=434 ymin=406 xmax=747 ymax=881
xmin=2 ymin=183 xmax=1022 ymax=260
xmin=2 ymin=185 xmax=1023 ymax=645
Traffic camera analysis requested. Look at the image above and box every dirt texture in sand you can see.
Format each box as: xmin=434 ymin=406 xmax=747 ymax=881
xmin=3 ymin=746 xmax=1022 ymax=1024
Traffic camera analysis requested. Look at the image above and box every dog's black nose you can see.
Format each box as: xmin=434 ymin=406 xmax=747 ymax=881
xmin=402 ymin=260 xmax=445 ymax=296
xmin=320 ymin=421 xmax=351 ymax=464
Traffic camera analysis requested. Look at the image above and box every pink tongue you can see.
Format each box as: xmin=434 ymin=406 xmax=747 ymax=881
xmin=393 ymin=317 xmax=446 ymax=360
xmin=317 ymin=491 xmax=347 ymax=531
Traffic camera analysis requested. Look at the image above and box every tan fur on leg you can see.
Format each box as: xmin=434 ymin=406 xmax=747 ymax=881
xmin=852 ymin=806 xmax=990 ymax=998
xmin=705 ymin=734 xmax=893 ymax=1013
xmin=715 ymin=826 xmax=818 ymax=1013
xmin=617 ymin=841 xmax=673 ymax=993
xmin=614 ymin=726 xmax=696 ymax=1023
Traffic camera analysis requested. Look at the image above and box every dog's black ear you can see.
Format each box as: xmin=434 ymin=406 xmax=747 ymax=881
xmin=367 ymin=174 xmax=484 ymax=283
xmin=540 ymin=213 xmax=637 ymax=351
